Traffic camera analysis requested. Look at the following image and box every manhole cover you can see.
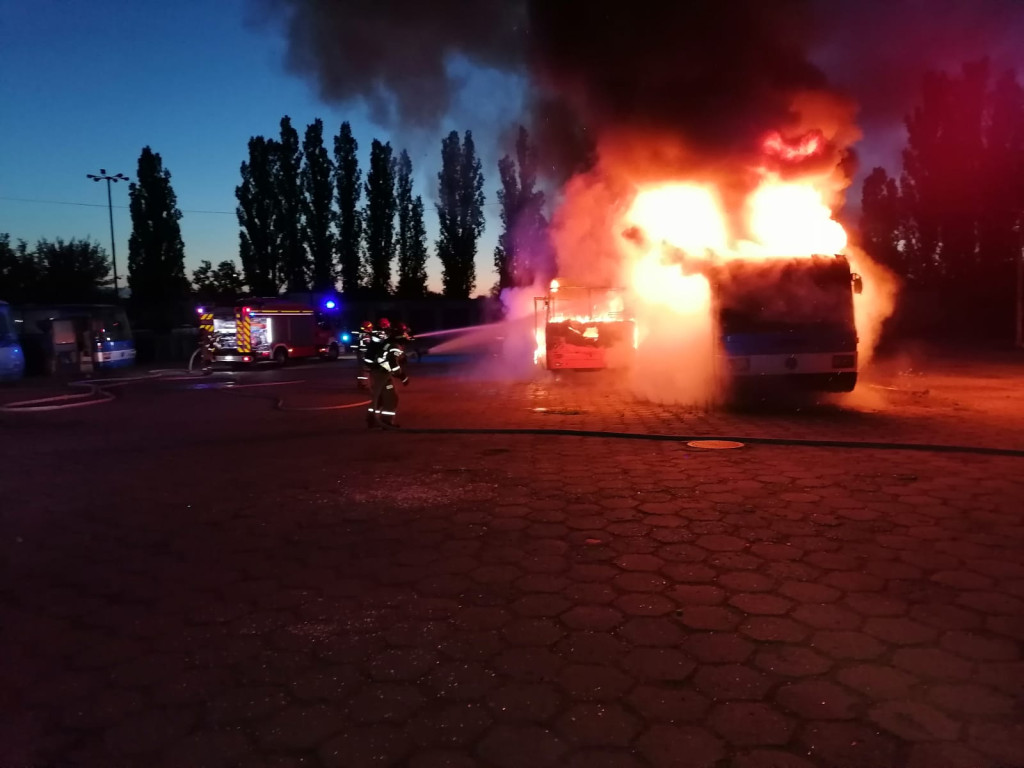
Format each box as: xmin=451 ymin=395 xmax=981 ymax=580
xmin=687 ymin=440 xmax=745 ymax=450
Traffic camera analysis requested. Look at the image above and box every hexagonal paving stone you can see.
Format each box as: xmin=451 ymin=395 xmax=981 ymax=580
xmin=426 ymin=661 xmax=500 ymax=701
xmin=892 ymin=648 xmax=973 ymax=680
xmin=346 ymin=683 xmax=425 ymax=724
xmin=775 ymin=680 xmax=861 ymax=720
xmin=967 ymin=721 xmax=1024 ymax=766
xmin=791 ymin=604 xmax=862 ymax=631
xmin=729 ymin=593 xmax=794 ymax=616
xmin=693 ymin=664 xmax=773 ymax=701
xmin=682 ymin=632 xmax=754 ymax=664
xmin=868 ymin=700 xmax=961 ymax=741
xmin=255 ymin=704 xmax=345 ymax=751
xmin=555 ymin=702 xmax=641 ymax=747
xmin=925 ymin=683 xmax=1015 ymax=716
xmin=367 ymin=647 xmax=438 ymax=682
xmin=636 ymin=724 xmax=725 ymax=768
xmin=755 ymin=646 xmax=833 ymax=678
xmin=739 ymin=617 xmax=810 ymax=643
xmin=560 ymin=606 xmax=624 ymax=633
xmin=732 ymin=750 xmax=819 ymax=768
xmin=799 ymin=721 xmax=899 ymax=768
xmin=836 ymin=664 xmax=918 ymax=700
xmin=557 ymin=664 xmax=632 ymax=701
xmin=810 ymin=630 xmax=886 ymax=660
xmin=476 ymin=724 xmax=567 ymax=768
xmin=626 ymin=685 xmax=710 ymax=723
xmin=622 ymin=648 xmax=695 ymax=682
xmin=406 ymin=702 xmax=493 ymax=748
xmin=617 ymin=617 xmax=686 ymax=647
xmin=486 ymin=682 xmax=563 ymax=722
xmin=502 ymin=618 xmax=565 ymax=646
xmin=940 ymin=630 xmax=1020 ymax=661
xmin=319 ymin=723 xmax=411 ymax=767
xmin=708 ymin=701 xmax=794 ymax=746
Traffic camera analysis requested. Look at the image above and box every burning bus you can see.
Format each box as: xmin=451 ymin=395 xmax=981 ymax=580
xmin=534 ymin=280 xmax=636 ymax=371
xmin=711 ymin=253 xmax=863 ymax=393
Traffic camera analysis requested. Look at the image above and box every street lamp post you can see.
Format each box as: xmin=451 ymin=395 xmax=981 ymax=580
xmin=87 ymin=169 xmax=129 ymax=301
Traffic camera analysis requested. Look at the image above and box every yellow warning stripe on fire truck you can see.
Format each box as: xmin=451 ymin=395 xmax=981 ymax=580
xmin=198 ymin=313 xmax=214 ymax=333
xmin=236 ymin=308 xmax=251 ymax=353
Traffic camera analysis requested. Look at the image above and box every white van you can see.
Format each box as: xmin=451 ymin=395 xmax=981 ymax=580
xmin=0 ymin=301 xmax=26 ymax=381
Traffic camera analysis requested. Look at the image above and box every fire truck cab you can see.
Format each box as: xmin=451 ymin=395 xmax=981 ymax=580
xmin=534 ymin=280 xmax=636 ymax=371
xmin=202 ymin=298 xmax=340 ymax=365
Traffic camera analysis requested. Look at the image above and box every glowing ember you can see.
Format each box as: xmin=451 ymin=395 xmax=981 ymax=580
xmin=762 ymin=129 xmax=825 ymax=162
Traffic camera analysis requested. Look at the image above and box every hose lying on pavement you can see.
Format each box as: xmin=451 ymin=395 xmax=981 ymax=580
xmin=0 ymin=369 xmax=234 ymax=413
xmin=5 ymin=375 xmax=1019 ymax=458
xmin=398 ymin=427 xmax=1024 ymax=458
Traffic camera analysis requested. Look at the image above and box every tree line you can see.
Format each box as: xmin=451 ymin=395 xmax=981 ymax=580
xmin=0 ymin=122 xmax=548 ymax=328
xmin=234 ymin=117 xmax=547 ymax=301
xmin=859 ymin=58 xmax=1024 ymax=339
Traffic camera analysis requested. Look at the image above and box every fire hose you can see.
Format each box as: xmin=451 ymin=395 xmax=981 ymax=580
xmin=0 ymin=370 xmax=295 ymax=413
xmin=0 ymin=370 xmax=200 ymax=413
xmin=4 ymin=373 xmax=1019 ymax=458
xmin=396 ymin=427 xmax=1024 ymax=459
xmin=0 ymin=371 xmax=371 ymax=414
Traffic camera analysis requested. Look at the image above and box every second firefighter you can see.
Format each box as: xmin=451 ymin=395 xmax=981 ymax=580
xmin=363 ymin=319 xmax=409 ymax=428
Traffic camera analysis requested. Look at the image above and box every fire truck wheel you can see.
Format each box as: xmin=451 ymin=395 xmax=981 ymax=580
xmin=325 ymin=343 xmax=340 ymax=361
xmin=273 ymin=347 xmax=289 ymax=366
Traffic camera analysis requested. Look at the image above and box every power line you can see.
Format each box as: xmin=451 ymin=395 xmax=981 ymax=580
xmin=0 ymin=195 xmax=236 ymax=215
xmin=0 ymin=194 xmax=508 ymax=214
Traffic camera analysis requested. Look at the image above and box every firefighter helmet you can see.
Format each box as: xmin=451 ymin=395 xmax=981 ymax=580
xmin=396 ymin=321 xmax=411 ymax=337
xmin=378 ymin=317 xmax=391 ymax=330
xmin=360 ymin=320 xmax=373 ymax=332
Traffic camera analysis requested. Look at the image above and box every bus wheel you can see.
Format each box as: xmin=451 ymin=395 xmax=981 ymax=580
xmin=273 ymin=347 xmax=289 ymax=366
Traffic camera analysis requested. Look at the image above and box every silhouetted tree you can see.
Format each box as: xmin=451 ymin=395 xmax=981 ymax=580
xmin=436 ymin=130 xmax=485 ymax=298
xmin=364 ymin=139 xmax=396 ymax=297
xmin=276 ymin=116 xmax=309 ymax=293
xmin=127 ymin=146 xmax=189 ymax=329
xmin=0 ymin=235 xmax=110 ymax=303
xmin=237 ymin=136 xmax=282 ymax=296
xmin=494 ymin=126 xmax=548 ymax=291
xmin=302 ymin=118 xmax=336 ymax=292
xmin=887 ymin=59 xmax=1024 ymax=335
xmin=860 ymin=167 xmax=907 ymax=277
xmin=395 ymin=150 xmax=429 ymax=297
xmin=192 ymin=259 xmax=245 ymax=305
xmin=0 ymin=234 xmax=41 ymax=302
xmin=34 ymin=238 xmax=111 ymax=302
xmin=333 ymin=122 xmax=363 ymax=294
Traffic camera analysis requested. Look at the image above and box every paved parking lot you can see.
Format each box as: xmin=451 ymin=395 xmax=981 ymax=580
xmin=1 ymin=355 xmax=1022 ymax=767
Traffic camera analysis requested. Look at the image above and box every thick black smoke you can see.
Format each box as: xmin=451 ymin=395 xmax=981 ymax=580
xmin=254 ymin=0 xmax=526 ymax=127
xmin=257 ymin=0 xmax=1024 ymax=171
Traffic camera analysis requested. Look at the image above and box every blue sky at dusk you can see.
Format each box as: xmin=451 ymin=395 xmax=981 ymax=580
xmin=0 ymin=0 xmax=525 ymax=295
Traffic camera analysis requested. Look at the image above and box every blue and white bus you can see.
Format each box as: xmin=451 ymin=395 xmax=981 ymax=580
xmin=0 ymin=301 xmax=26 ymax=381
xmin=15 ymin=304 xmax=135 ymax=374
xmin=712 ymin=254 xmax=862 ymax=394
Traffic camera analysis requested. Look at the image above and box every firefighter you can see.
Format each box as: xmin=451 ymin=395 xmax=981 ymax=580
xmin=355 ymin=320 xmax=374 ymax=389
xmin=363 ymin=318 xmax=409 ymax=429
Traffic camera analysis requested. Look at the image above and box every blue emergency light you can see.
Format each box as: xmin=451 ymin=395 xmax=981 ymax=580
xmin=341 ymin=333 xmax=351 ymax=343
xmin=324 ymin=299 xmax=337 ymax=310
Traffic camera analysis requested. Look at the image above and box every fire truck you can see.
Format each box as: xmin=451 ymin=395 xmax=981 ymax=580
xmin=534 ymin=280 xmax=637 ymax=371
xmin=710 ymin=253 xmax=863 ymax=392
xmin=199 ymin=298 xmax=341 ymax=365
